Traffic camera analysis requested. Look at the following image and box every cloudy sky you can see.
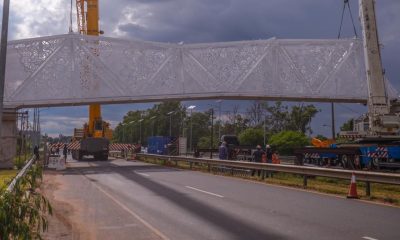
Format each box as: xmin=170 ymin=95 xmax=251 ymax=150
xmin=1 ymin=0 xmax=399 ymax=138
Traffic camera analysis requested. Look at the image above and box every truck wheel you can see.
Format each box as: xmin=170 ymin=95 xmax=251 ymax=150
xmin=367 ymin=158 xmax=379 ymax=170
xmin=340 ymin=155 xmax=348 ymax=169
xmin=347 ymin=155 xmax=356 ymax=170
xmin=354 ymin=155 xmax=361 ymax=169
xmin=373 ymin=158 xmax=380 ymax=170
xmin=367 ymin=160 xmax=374 ymax=170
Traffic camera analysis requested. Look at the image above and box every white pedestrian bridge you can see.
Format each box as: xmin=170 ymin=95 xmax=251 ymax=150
xmin=3 ymin=33 xmax=398 ymax=108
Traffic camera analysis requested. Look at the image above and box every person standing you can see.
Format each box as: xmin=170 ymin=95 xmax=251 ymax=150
xmin=272 ymin=151 xmax=281 ymax=164
xmin=219 ymin=141 xmax=228 ymax=160
xmin=252 ymin=145 xmax=264 ymax=176
xmin=33 ymin=145 xmax=39 ymax=160
xmin=63 ymin=144 xmax=68 ymax=161
xmin=266 ymin=144 xmax=273 ymax=163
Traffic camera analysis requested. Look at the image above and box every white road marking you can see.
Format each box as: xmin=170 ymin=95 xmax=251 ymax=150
xmin=185 ymin=186 xmax=224 ymax=198
xmin=89 ymin=179 xmax=170 ymax=240
xmin=134 ymin=171 xmax=150 ymax=177
xmin=362 ymin=236 xmax=379 ymax=240
xmin=98 ymin=223 xmax=138 ymax=230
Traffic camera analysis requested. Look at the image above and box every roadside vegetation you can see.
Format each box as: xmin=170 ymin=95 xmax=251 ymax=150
xmin=265 ymin=173 xmax=400 ymax=205
xmin=113 ymin=100 xmax=318 ymax=151
xmin=0 ymin=158 xmax=52 ymax=239
xmin=0 ymin=170 xmax=18 ymax=189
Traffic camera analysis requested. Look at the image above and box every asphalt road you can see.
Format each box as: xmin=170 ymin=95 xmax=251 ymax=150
xmin=47 ymin=157 xmax=400 ymax=240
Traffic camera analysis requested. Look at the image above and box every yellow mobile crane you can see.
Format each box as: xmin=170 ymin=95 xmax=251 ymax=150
xmin=71 ymin=0 xmax=112 ymax=160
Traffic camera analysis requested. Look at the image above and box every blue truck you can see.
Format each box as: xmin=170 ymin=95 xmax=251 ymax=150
xmin=147 ymin=136 xmax=178 ymax=155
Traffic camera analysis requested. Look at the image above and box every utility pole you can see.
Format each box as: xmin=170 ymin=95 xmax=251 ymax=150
xmin=122 ymin=123 xmax=126 ymax=143
xmin=216 ymin=100 xmax=222 ymax=141
xmin=188 ymin=106 xmax=196 ymax=152
xmin=263 ymin=116 xmax=266 ymax=146
xmin=167 ymin=111 xmax=174 ymax=137
xmin=139 ymin=119 xmax=143 ymax=144
xmin=0 ymin=0 xmax=11 ymax=154
xmin=150 ymin=116 xmax=156 ymax=137
xmin=210 ymin=108 xmax=214 ymax=159
xmin=331 ymin=102 xmax=336 ymax=140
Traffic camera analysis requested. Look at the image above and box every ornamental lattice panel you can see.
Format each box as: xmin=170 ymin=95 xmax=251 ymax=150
xmin=4 ymin=33 xmax=398 ymax=108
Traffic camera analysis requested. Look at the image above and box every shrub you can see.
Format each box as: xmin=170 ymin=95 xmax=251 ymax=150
xmin=0 ymin=163 xmax=52 ymax=239
xmin=238 ymin=128 xmax=264 ymax=146
xmin=269 ymin=131 xmax=309 ymax=155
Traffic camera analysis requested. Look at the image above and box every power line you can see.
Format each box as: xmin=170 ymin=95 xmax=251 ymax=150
xmin=337 ymin=103 xmax=363 ymax=115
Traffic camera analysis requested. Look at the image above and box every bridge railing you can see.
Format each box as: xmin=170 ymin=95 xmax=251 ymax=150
xmin=136 ymin=153 xmax=400 ymax=196
xmin=7 ymin=156 xmax=36 ymax=192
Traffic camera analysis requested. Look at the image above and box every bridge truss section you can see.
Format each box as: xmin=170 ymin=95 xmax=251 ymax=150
xmin=4 ymin=33 xmax=397 ymax=108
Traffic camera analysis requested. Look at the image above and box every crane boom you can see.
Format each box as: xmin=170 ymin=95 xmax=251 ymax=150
xmin=76 ymin=0 xmax=102 ymax=137
xmin=359 ymin=0 xmax=400 ymax=136
xmin=76 ymin=0 xmax=86 ymax=34
xmin=72 ymin=0 xmax=112 ymax=161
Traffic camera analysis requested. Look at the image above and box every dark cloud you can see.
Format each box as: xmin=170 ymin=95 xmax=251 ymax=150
xmin=101 ymin=0 xmax=399 ymax=89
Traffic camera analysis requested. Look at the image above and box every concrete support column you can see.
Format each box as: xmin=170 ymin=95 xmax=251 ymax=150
xmin=0 ymin=108 xmax=17 ymax=168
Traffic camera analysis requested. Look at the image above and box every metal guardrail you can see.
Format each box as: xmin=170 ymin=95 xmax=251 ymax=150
xmin=6 ymin=157 xmax=35 ymax=191
xmin=136 ymin=153 xmax=400 ymax=186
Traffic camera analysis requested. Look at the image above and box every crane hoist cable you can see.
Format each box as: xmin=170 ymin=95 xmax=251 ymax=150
xmin=337 ymin=0 xmax=358 ymax=39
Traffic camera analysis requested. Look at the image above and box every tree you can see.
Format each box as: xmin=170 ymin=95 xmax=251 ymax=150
xmin=340 ymin=119 xmax=354 ymax=131
xmin=264 ymin=101 xmax=290 ymax=134
xmin=238 ymin=128 xmax=264 ymax=146
xmin=263 ymin=102 xmax=318 ymax=135
xmin=113 ymin=101 xmax=187 ymax=145
xmin=197 ymin=136 xmax=219 ymax=149
xmin=246 ymin=101 xmax=263 ymax=127
xmin=224 ymin=105 xmax=243 ymax=135
xmin=269 ymin=131 xmax=309 ymax=155
xmin=315 ymin=134 xmax=328 ymax=140
xmin=190 ymin=112 xmax=212 ymax=148
xmin=286 ymin=104 xmax=319 ymax=134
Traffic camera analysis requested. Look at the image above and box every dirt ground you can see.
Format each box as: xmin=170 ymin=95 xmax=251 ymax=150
xmin=40 ymin=163 xmax=165 ymax=240
xmin=41 ymin=171 xmax=95 ymax=240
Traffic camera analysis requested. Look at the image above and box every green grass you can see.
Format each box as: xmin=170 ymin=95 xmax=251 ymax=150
xmin=138 ymin=156 xmax=400 ymax=206
xmin=266 ymin=173 xmax=400 ymax=205
xmin=14 ymin=153 xmax=33 ymax=170
xmin=0 ymin=153 xmax=33 ymax=189
xmin=0 ymin=170 xmax=18 ymax=189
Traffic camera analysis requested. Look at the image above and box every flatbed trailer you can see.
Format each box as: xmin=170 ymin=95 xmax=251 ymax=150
xmin=294 ymin=143 xmax=400 ymax=170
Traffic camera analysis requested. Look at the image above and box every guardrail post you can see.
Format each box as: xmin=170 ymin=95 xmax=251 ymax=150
xmin=190 ymin=162 xmax=193 ymax=169
xmin=303 ymin=175 xmax=308 ymax=189
xmin=366 ymin=181 xmax=371 ymax=197
xmin=175 ymin=160 xmax=178 ymax=166
xmin=208 ymin=164 xmax=211 ymax=172
xmin=261 ymin=170 xmax=265 ymax=180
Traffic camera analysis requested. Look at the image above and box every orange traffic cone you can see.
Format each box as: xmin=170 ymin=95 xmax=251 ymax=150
xmin=347 ymin=172 xmax=359 ymax=199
